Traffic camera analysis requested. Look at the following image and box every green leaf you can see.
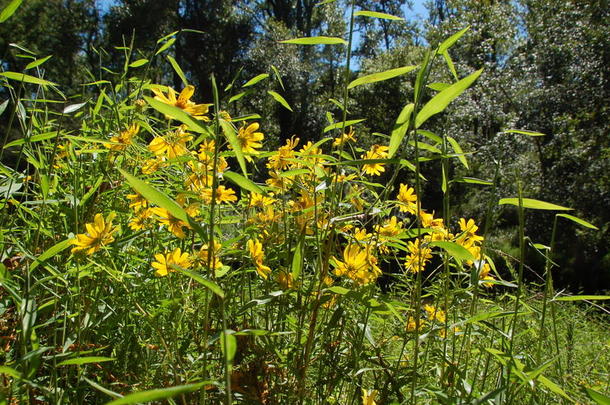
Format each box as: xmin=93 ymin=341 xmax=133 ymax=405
xmin=427 ymin=82 xmax=450 ymax=92
xmin=585 ymin=387 xmax=610 ymax=405
xmin=0 ymin=71 xmax=57 ymax=86
xmin=291 ymin=239 xmax=303 ymax=280
xmin=0 ymin=365 xmax=21 ymax=379
xmin=221 ymin=332 xmax=237 ymax=364
xmin=83 ymin=377 xmax=123 ymax=399
xmin=354 ymin=10 xmax=403 ymax=20
xmin=228 ymin=91 xmax=248 ymax=104
xmin=166 ymin=55 xmax=187 ymax=86
xmin=323 ymin=119 xmax=365 ymax=133
xmin=175 ymin=267 xmax=225 ymax=298
xmin=128 ymin=59 xmax=148 ymax=68
xmin=537 ymin=376 xmax=572 ymax=401
xmin=498 ymin=198 xmax=572 ymax=211
xmin=437 ymin=26 xmax=470 ymax=54
xmin=446 ymin=135 xmax=468 ymax=169
xmin=25 ymin=55 xmax=52 ymax=70
xmin=243 ymin=73 xmax=269 ymax=87
xmin=143 ymin=95 xmax=207 ymax=134
xmin=554 ymin=295 xmax=610 ymax=302
xmin=504 ymin=128 xmax=545 ymax=137
xmin=3 ymin=131 xmax=56 ymax=149
xmin=223 ymin=171 xmax=264 ymax=194
xmin=267 ymin=90 xmax=293 ymax=111
xmin=58 ymin=356 xmax=115 ymax=366
xmin=63 ymin=102 xmax=88 ymax=114
xmin=429 ymin=241 xmax=475 ymax=262
xmin=219 ymin=119 xmax=247 ymax=176
xmin=155 ymin=37 xmax=176 ymax=55
xmin=105 ymin=383 xmax=208 ymax=405
xmin=280 ymin=36 xmax=347 ymax=45
xmin=416 ymin=68 xmax=483 ymax=128
xmin=556 ymin=213 xmax=598 ymax=230
xmin=0 ymin=99 xmax=9 ymax=116
xmin=271 ymin=65 xmax=285 ymax=90
xmin=348 ymin=65 xmax=417 ymax=89
xmin=442 ymin=50 xmax=458 ymax=81
xmin=0 ymin=0 xmax=23 ymax=23
xmin=30 ymin=238 xmax=72 ymax=272
xmin=118 ymin=169 xmax=206 ymax=238
xmin=327 ymin=286 xmax=350 ymax=295
xmin=452 ymin=177 xmax=492 ymax=185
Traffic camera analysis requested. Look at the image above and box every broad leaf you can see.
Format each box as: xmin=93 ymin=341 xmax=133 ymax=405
xmin=504 ymin=129 xmax=545 ymax=137
xmin=223 ymin=171 xmax=264 ymax=194
xmin=429 ymin=241 xmax=475 ymax=262
xmin=415 ymin=68 xmax=483 ymax=128
xmin=267 ymin=90 xmax=293 ymax=111
xmin=128 ymin=59 xmax=148 ymax=68
xmin=0 ymin=0 xmax=23 ymax=22
xmin=354 ymin=10 xmax=403 ymax=20
xmin=219 ymin=119 xmax=248 ymax=176
xmin=348 ymin=65 xmax=417 ymax=89
xmin=556 ymin=213 xmax=598 ymax=230
xmin=0 ymin=71 xmax=56 ymax=86
xmin=437 ymin=26 xmax=470 ymax=54
xmin=323 ymin=119 xmax=365 ymax=133
xmin=243 ymin=73 xmax=269 ymax=87
xmin=144 ymin=95 xmax=207 ymax=134
xmin=280 ymin=36 xmax=347 ymax=45
xmin=499 ymin=198 xmax=572 ymax=211
xmin=106 ymin=383 xmax=208 ymax=405
xmin=58 ymin=356 xmax=115 ymax=366
xmin=175 ymin=267 xmax=225 ymax=298
xmin=166 ymin=55 xmax=187 ymax=86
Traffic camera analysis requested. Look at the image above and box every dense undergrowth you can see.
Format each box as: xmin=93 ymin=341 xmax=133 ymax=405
xmin=1 ymin=3 xmax=609 ymax=404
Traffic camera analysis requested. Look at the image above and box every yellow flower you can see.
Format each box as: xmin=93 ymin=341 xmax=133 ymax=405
xmin=128 ymin=208 xmax=153 ymax=231
xmin=151 ymin=85 xmax=209 ymax=120
xmin=406 ymin=316 xmax=425 ymax=332
xmin=397 ymin=184 xmax=418 ymax=214
xmin=152 ymin=207 xmax=190 ymax=238
xmin=200 ymin=185 xmax=238 ymax=204
xmin=71 ymin=212 xmax=119 ymax=255
xmin=199 ymin=241 xmax=223 ymax=270
xmin=236 ymin=122 xmax=264 ymax=157
xmin=478 ymin=262 xmax=495 ymax=288
xmin=458 ymin=218 xmax=484 ymax=243
xmin=361 ymin=144 xmax=389 ymax=176
xmin=375 ymin=216 xmax=403 ymax=237
xmin=267 ymin=136 xmax=299 ymax=171
xmin=247 ymin=238 xmax=271 ymax=279
xmin=148 ymin=127 xmax=192 ymax=159
xmin=405 ymin=238 xmax=433 ymax=273
xmin=423 ymin=304 xmax=446 ymax=323
xmin=332 ymin=244 xmax=381 ymax=286
xmin=361 ymin=388 xmax=378 ymax=405
xmin=126 ymin=192 xmax=148 ymax=211
xmin=141 ymin=157 xmax=166 ymax=174
xmin=333 ymin=127 xmax=356 ymax=147
xmin=152 ymin=248 xmax=192 ymax=277
xmin=105 ymin=123 xmax=140 ymax=151
xmin=277 ymin=270 xmax=295 ymax=290
xmin=249 ymin=192 xmax=276 ymax=208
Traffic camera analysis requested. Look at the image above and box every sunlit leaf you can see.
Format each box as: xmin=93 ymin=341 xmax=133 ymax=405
xmin=556 ymin=213 xmax=598 ymax=230
xmin=220 ymin=119 xmax=248 ymax=176
xmin=0 ymin=71 xmax=56 ymax=86
xmin=280 ymin=36 xmax=347 ymax=45
xmin=267 ymin=90 xmax=293 ymax=111
xmin=223 ymin=171 xmax=264 ymax=194
xmin=498 ymin=198 xmax=572 ymax=211
xmin=58 ymin=356 xmax=115 ymax=366
xmin=354 ymin=10 xmax=403 ymax=20
xmin=504 ymin=129 xmax=545 ymax=137
xmin=323 ymin=119 xmax=365 ymax=133
xmin=175 ymin=267 xmax=225 ymax=298
xmin=554 ymin=295 xmax=610 ymax=302
xmin=166 ymin=55 xmax=187 ymax=86
xmin=416 ymin=68 xmax=483 ymax=128
xmin=106 ymin=383 xmax=208 ymax=405
xmin=128 ymin=59 xmax=148 ymax=68
xmin=25 ymin=55 xmax=52 ymax=70
xmin=243 ymin=73 xmax=269 ymax=87
xmin=429 ymin=241 xmax=475 ymax=262
xmin=348 ymin=65 xmax=417 ymax=89
xmin=0 ymin=0 xmax=23 ymax=23
xmin=437 ymin=26 xmax=470 ymax=54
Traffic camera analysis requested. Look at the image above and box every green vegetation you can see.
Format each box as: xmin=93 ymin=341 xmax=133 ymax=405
xmin=1 ymin=0 xmax=608 ymax=404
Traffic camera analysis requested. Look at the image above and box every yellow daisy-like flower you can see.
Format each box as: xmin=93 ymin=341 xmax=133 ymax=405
xmin=361 ymin=388 xmax=378 ymax=405
xmin=105 ymin=123 xmax=140 ymax=151
xmin=333 ymin=127 xmax=357 ymax=147
xmin=141 ymin=157 xmax=166 ymax=174
xmin=478 ymin=262 xmax=495 ymax=288
xmin=152 ymin=248 xmax=192 ymax=277
xmin=200 ymin=185 xmax=238 ymax=204
xmin=247 ymin=238 xmax=272 ymax=279
xmin=332 ymin=244 xmax=381 ymax=286
xmin=458 ymin=218 xmax=484 ymax=243
xmin=405 ymin=238 xmax=433 ymax=273
xmin=148 ymin=127 xmax=192 ymax=159
xmin=71 ymin=212 xmax=119 ymax=255
xmin=267 ymin=136 xmax=299 ymax=171
xmin=361 ymin=144 xmax=389 ymax=176
xmin=126 ymin=192 xmax=148 ymax=211
xmin=397 ymin=183 xmax=418 ymax=214
xmin=151 ymin=85 xmax=209 ymax=120
xmin=249 ymin=192 xmax=276 ymax=208
xmin=199 ymin=240 xmax=223 ymax=270
xmin=128 ymin=208 xmax=153 ymax=231
xmin=151 ymin=207 xmax=190 ymax=238
xmin=423 ymin=304 xmax=446 ymax=323
xmin=375 ymin=216 xmax=403 ymax=237
xmin=236 ymin=122 xmax=264 ymax=158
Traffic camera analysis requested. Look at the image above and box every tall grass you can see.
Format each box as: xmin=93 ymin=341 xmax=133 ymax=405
xmin=1 ymin=4 xmax=609 ymax=405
